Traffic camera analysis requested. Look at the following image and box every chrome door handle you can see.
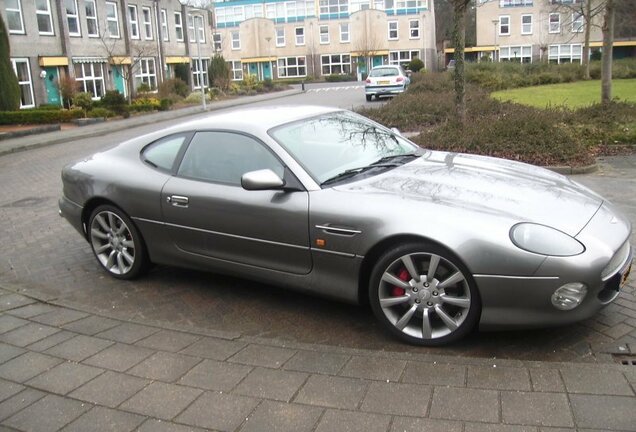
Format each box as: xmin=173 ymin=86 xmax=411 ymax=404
xmin=167 ymin=195 xmax=189 ymax=208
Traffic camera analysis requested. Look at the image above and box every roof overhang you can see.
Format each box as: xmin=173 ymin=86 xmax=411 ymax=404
xmin=38 ymin=56 xmax=69 ymax=67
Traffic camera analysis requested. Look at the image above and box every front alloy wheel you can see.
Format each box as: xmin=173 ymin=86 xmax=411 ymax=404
xmin=370 ymin=243 xmax=480 ymax=345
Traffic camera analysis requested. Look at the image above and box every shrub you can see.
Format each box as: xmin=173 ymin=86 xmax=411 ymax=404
xmin=241 ymin=74 xmax=259 ymax=90
xmin=100 ymin=90 xmax=128 ymax=115
xmin=87 ymin=107 xmax=114 ymax=118
xmin=0 ymin=14 xmax=20 ymax=111
xmin=136 ymin=83 xmax=152 ymax=94
xmin=37 ymin=104 xmax=63 ymax=111
xmin=130 ymin=97 xmax=160 ymax=112
xmin=0 ymin=108 xmax=83 ymax=125
xmin=57 ymin=75 xmax=78 ymax=109
xmin=73 ymin=92 xmax=93 ymax=117
xmin=183 ymin=92 xmax=211 ymax=104
xmin=325 ymin=74 xmax=357 ymax=82
xmin=158 ymin=78 xmax=189 ymax=100
xmin=209 ymin=54 xmax=231 ymax=91
xmin=407 ymin=58 xmax=425 ymax=73
xmin=159 ymin=98 xmax=172 ymax=111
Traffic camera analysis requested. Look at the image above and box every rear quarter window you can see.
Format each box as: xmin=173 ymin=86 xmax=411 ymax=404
xmin=141 ymin=134 xmax=189 ymax=172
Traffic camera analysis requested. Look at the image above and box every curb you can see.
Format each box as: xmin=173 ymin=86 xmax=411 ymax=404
xmin=0 ymin=124 xmax=61 ymax=141
xmin=546 ymin=163 xmax=599 ymax=175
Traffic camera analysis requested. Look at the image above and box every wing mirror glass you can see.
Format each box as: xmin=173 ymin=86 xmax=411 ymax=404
xmin=241 ymin=169 xmax=285 ymax=191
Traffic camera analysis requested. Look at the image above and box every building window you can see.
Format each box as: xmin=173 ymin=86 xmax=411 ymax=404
xmin=213 ymin=33 xmax=222 ymax=51
xmin=388 ymin=21 xmax=398 ymax=40
xmin=85 ymin=0 xmax=99 ymax=37
xmin=276 ymin=27 xmax=285 ymax=47
xmin=277 ymin=56 xmax=307 ymax=78
xmin=142 ymin=7 xmax=153 ymax=40
xmin=5 ymin=0 xmax=25 ymax=34
xmin=572 ymin=13 xmax=583 ymax=32
xmin=231 ymin=31 xmax=240 ymax=49
xmin=295 ymin=27 xmax=305 ymax=45
xmin=521 ymin=14 xmax=532 ymax=34
xmin=229 ymin=60 xmax=243 ymax=80
xmin=499 ymin=0 xmax=533 ymax=6
xmin=35 ymin=0 xmax=54 ymax=35
xmin=499 ymin=45 xmax=532 ymax=62
xmin=174 ymin=12 xmax=184 ymax=41
xmin=351 ymin=0 xmax=371 ymax=12
xmin=549 ymin=13 xmax=560 ymax=33
xmin=11 ymin=59 xmax=34 ymax=108
xmin=191 ymin=58 xmax=209 ymax=89
xmin=105 ymin=1 xmax=119 ymax=38
xmin=499 ymin=15 xmax=510 ymax=35
xmin=65 ymin=0 xmax=81 ymax=36
xmin=321 ymin=54 xmax=351 ymax=75
xmin=319 ymin=25 xmax=329 ymax=44
xmin=188 ymin=14 xmax=205 ymax=43
xmin=319 ymin=0 xmax=349 ymax=15
xmin=160 ymin=9 xmax=169 ymax=41
xmin=128 ymin=5 xmax=139 ymax=39
xmin=389 ymin=50 xmax=418 ymax=67
xmin=409 ymin=19 xmax=420 ymax=39
xmin=383 ymin=0 xmax=426 ymax=13
xmin=74 ymin=62 xmax=105 ymax=98
xmin=548 ymin=44 xmax=582 ymax=63
xmin=340 ymin=23 xmax=350 ymax=43
xmin=136 ymin=58 xmax=157 ymax=89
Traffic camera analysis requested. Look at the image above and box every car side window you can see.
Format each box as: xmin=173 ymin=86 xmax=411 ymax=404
xmin=142 ymin=134 xmax=188 ymax=171
xmin=177 ymin=131 xmax=284 ymax=185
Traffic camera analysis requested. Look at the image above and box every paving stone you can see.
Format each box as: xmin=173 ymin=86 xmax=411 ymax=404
xmin=0 ymin=294 xmax=36 ymax=312
xmin=570 ymin=394 xmax=636 ymax=430
xmin=430 ymin=387 xmax=499 ymax=423
xmin=390 ymin=417 xmax=463 ymax=432
xmin=0 ymin=388 xmax=46 ymax=422
xmin=283 ymin=350 xmax=350 ymax=375
xmin=0 ymin=380 xmax=23 ymax=404
xmin=95 ymin=322 xmax=159 ymax=344
xmin=31 ymin=308 xmax=89 ymax=327
xmin=229 ymin=344 xmax=296 ymax=368
xmin=178 ymin=358 xmax=252 ymax=392
xmin=44 ymin=334 xmax=114 ymax=362
xmin=560 ymin=367 xmax=634 ymax=395
xmin=120 ymin=382 xmax=202 ymax=421
xmin=135 ymin=330 xmax=200 ymax=352
xmin=239 ymin=400 xmax=322 ymax=432
xmin=360 ymin=381 xmax=432 ymax=416
xmin=26 ymin=330 xmax=75 ymax=352
xmin=0 ymin=323 xmax=59 ymax=347
xmin=314 ymin=409 xmax=391 ymax=432
xmin=467 ymin=365 xmax=531 ymax=391
xmin=0 ymin=315 xmax=28 ymax=335
xmin=27 ymin=361 xmax=104 ymax=395
xmin=175 ymin=391 xmax=260 ymax=431
xmin=501 ymin=391 xmax=574 ymax=427
xmin=530 ymin=368 xmax=566 ymax=392
xmin=83 ymin=343 xmax=154 ymax=372
xmin=5 ymin=303 xmax=55 ymax=319
xmin=234 ymin=367 xmax=308 ymax=402
xmin=136 ymin=419 xmax=208 ymax=432
xmin=128 ymin=351 xmax=202 ymax=382
xmin=294 ymin=375 xmax=368 ymax=409
xmin=464 ymin=424 xmax=538 ymax=432
xmin=0 ymin=343 xmax=24 ymax=364
xmin=3 ymin=394 xmax=90 ymax=432
xmin=62 ymin=315 xmax=120 ymax=336
xmin=602 ymin=323 xmax=634 ymax=339
xmin=179 ymin=337 xmax=247 ymax=361
xmin=340 ymin=356 xmax=406 ymax=382
xmin=0 ymin=351 xmax=62 ymax=382
xmin=61 ymin=406 xmax=145 ymax=432
xmin=401 ymin=361 xmax=467 ymax=386
xmin=69 ymin=370 xmax=150 ymax=408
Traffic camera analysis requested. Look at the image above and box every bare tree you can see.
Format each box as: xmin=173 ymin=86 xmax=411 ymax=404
xmin=450 ymin=0 xmax=472 ymax=123
xmin=353 ymin=23 xmax=384 ymax=79
xmin=601 ymin=0 xmax=614 ymax=103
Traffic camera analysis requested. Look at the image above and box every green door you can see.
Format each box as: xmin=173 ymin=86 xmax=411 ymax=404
xmin=248 ymin=63 xmax=258 ymax=77
xmin=262 ymin=62 xmax=272 ymax=80
xmin=44 ymin=67 xmax=61 ymax=106
xmin=111 ymin=66 xmax=126 ymax=96
xmin=372 ymin=56 xmax=384 ymax=67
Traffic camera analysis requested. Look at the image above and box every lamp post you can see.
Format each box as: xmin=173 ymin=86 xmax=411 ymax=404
xmin=195 ymin=15 xmax=206 ymax=110
xmin=492 ymin=19 xmax=499 ymax=62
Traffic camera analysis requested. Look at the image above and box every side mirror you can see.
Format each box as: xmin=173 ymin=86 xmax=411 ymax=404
xmin=390 ymin=127 xmax=403 ymax=137
xmin=241 ymin=169 xmax=285 ymax=191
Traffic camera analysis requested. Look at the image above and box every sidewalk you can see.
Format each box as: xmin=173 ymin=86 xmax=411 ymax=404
xmin=0 ymin=88 xmax=302 ymax=157
xmin=0 ymin=286 xmax=634 ymax=432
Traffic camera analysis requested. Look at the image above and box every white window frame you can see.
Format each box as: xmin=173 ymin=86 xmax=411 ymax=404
xmin=319 ymin=25 xmax=330 ymax=44
xmin=409 ymin=19 xmax=420 ymax=39
xmin=66 ymin=0 xmax=81 ymax=37
xmin=499 ymin=15 xmax=510 ymax=36
xmin=320 ymin=53 xmax=351 ymax=75
xmin=229 ymin=60 xmax=243 ymax=81
xmin=75 ymin=62 xmax=105 ymax=99
xmin=340 ymin=22 xmax=350 ymax=43
xmin=191 ymin=58 xmax=209 ymax=89
xmin=142 ymin=6 xmax=153 ymax=40
xmin=388 ymin=21 xmax=398 ymax=40
xmin=572 ymin=12 xmax=583 ymax=33
xmin=549 ymin=13 xmax=560 ymax=34
xmin=136 ymin=58 xmax=157 ymax=89
xmin=548 ymin=43 xmax=582 ymax=63
xmin=319 ymin=0 xmax=348 ymax=15
xmin=174 ymin=12 xmax=184 ymax=42
xmin=6 ymin=0 xmax=25 ymax=34
xmin=105 ymin=1 xmax=119 ymax=38
xmin=11 ymin=58 xmax=35 ymax=108
xmin=277 ymin=56 xmax=307 ymax=78
xmin=36 ymin=0 xmax=54 ymax=35
xmin=128 ymin=5 xmax=139 ymax=39
xmin=160 ymin=9 xmax=169 ymax=41
xmin=195 ymin=15 xmax=205 ymax=43
xmin=499 ymin=45 xmax=533 ymax=63
xmin=213 ymin=33 xmax=222 ymax=51
xmin=276 ymin=27 xmax=285 ymax=47
xmin=231 ymin=31 xmax=240 ymax=50
xmin=521 ymin=14 xmax=532 ymax=35
xmin=85 ymin=0 xmax=99 ymax=37
xmin=295 ymin=26 xmax=305 ymax=45
xmin=389 ymin=50 xmax=418 ymax=67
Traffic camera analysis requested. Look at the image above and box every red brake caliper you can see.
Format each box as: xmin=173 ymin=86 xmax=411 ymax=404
xmin=391 ymin=268 xmax=409 ymax=297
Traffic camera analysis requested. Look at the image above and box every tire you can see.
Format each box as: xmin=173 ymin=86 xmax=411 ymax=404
xmin=369 ymin=242 xmax=481 ymax=346
xmin=366 ymin=94 xmax=372 ymax=102
xmin=88 ymin=204 xmax=150 ymax=280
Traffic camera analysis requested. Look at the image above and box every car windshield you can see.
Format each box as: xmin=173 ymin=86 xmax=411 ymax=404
xmin=269 ymin=111 xmax=417 ymax=185
xmin=369 ymin=67 xmax=399 ymax=77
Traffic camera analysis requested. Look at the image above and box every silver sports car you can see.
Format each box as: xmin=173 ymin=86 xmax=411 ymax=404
xmin=59 ymin=106 xmax=633 ymax=345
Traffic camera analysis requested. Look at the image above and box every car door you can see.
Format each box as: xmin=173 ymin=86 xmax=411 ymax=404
xmin=160 ymin=130 xmax=312 ymax=275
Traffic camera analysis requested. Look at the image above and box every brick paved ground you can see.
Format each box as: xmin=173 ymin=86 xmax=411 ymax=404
xmin=1 ymin=287 xmax=635 ymax=432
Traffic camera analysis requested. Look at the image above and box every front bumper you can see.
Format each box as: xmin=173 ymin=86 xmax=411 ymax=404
xmin=59 ymin=196 xmax=85 ymax=238
xmin=365 ymin=84 xmax=406 ymax=96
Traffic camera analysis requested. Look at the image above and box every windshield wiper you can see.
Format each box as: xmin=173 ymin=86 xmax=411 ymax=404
xmin=370 ymin=153 xmax=420 ymax=166
xmin=321 ymin=163 xmax=400 ymax=186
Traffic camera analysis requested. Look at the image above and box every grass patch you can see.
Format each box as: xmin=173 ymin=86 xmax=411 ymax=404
xmin=492 ymin=79 xmax=636 ymax=109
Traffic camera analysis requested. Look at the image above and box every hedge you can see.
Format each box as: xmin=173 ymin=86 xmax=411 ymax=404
xmin=0 ymin=108 xmax=84 ymax=125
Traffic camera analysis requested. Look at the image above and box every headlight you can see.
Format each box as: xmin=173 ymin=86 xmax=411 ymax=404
xmin=551 ymin=283 xmax=588 ymax=310
xmin=510 ymin=223 xmax=585 ymax=257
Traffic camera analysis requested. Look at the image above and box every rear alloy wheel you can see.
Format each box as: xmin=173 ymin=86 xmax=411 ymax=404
xmin=89 ymin=205 xmax=149 ymax=279
xmin=366 ymin=94 xmax=372 ymax=102
xmin=369 ymin=243 xmax=480 ymax=345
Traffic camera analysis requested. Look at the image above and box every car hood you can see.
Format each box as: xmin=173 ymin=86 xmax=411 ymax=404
xmin=334 ymin=151 xmax=603 ymax=236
